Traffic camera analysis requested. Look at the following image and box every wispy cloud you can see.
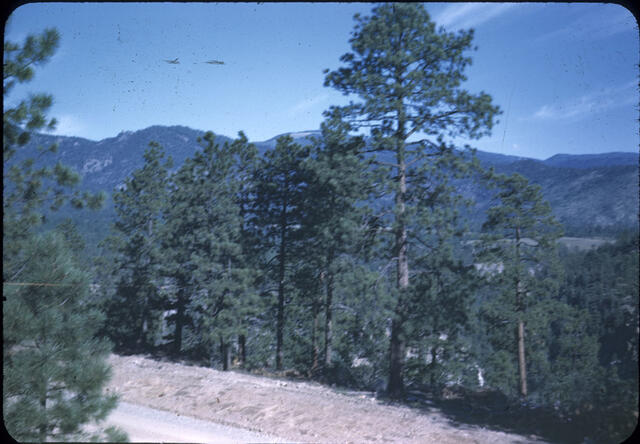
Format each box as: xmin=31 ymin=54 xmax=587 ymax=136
xmin=534 ymin=6 xmax=636 ymax=43
xmin=433 ymin=3 xmax=517 ymax=30
xmin=532 ymin=81 xmax=637 ymax=121
xmin=288 ymin=93 xmax=328 ymax=116
xmin=51 ymin=114 xmax=90 ymax=138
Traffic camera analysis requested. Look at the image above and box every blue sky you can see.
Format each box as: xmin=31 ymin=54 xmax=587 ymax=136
xmin=3 ymin=2 xmax=638 ymax=159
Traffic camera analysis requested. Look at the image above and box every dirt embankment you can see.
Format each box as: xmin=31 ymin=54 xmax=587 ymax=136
xmin=105 ymin=354 xmax=546 ymax=443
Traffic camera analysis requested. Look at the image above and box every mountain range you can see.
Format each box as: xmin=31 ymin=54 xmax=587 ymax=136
xmin=11 ymin=125 xmax=639 ymax=245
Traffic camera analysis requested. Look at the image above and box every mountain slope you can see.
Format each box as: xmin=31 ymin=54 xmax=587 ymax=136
xmin=17 ymin=126 xmax=231 ymax=193
xmin=492 ymin=160 xmax=638 ymax=233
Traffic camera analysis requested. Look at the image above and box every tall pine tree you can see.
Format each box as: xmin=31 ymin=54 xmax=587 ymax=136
xmin=251 ymin=135 xmax=311 ymax=370
xmin=103 ymin=142 xmax=172 ymax=351
xmin=161 ymin=132 xmax=257 ymax=363
xmin=323 ymin=2 xmax=500 ymax=397
xmin=231 ymin=132 xmax=261 ymax=368
xmin=478 ymin=172 xmax=564 ymax=399
xmin=304 ymin=116 xmax=372 ymax=373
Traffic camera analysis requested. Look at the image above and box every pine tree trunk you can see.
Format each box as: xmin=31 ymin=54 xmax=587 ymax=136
xmin=137 ymin=312 xmax=145 ymax=350
xmin=173 ymin=293 xmax=185 ymax=357
xmin=276 ymin=198 xmax=288 ymax=371
xmin=238 ymin=334 xmax=246 ymax=368
xmin=515 ymin=226 xmax=527 ymax=398
xmin=311 ymin=298 xmax=320 ymax=376
xmin=388 ymin=138 xmax=408 ymax=399
xmin=138 ymin=297 xmax=149 ymax=350
xmin=323 ymin=266 xmax=334 ymax=369
xmin=389 ymin=317 xmax=406 ymax=397
xmin=238 ymin=200 xmax=248 ymax=370
xmin=429 ymin=346 xmax=437 ymax=390
xmin=276 ymin=281 xmax=284 ymax=370
xmin=518 ymin=319 xmax=527 ymax=397
xmin=39 ymin=388 xmax=47 ymax=442
xmin=139 ymin=218 xmax=153 ymax=350
xmin=220 ymin=337 xmax=230 ymax=371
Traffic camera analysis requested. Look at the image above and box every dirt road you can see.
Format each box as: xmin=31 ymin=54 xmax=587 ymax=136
xmin=105 ymin=354 xmax=547 ymax=443
xmin=104 ymin=401 xmax=283 ymax=443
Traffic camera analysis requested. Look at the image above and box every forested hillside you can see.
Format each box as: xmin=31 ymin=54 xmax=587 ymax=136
xmin=4 ymin=4 xmax=638 ymax=444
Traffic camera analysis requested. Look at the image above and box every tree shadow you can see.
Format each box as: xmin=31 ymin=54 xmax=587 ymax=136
xmin=375 ymin=388 xmax=606 ymax=444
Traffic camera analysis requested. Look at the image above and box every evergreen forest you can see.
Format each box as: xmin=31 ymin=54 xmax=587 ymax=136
xmin=3 ymin=4 xmax=638 ymax=443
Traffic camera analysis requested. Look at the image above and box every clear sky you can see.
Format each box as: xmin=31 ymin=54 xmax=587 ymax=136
xmin=3 ymin=2 xmax=638 ymax=159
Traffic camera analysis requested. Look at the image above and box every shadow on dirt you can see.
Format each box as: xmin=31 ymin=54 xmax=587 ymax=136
xmin=376 ymin=387 xmax=636 ymax=444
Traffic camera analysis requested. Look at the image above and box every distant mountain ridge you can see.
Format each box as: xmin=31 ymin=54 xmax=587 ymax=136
xmin=542 ymin=152 xmax=638 ymax=169
xmin=260 ymin=131 xmax=638 ymax=169
xmin=255 ymin=130 xmax=322 ymax=152
xmin=12 ymin=125 xmax=639 ymax=241
xmin=18 ymin=126 xmax=232 ymax=192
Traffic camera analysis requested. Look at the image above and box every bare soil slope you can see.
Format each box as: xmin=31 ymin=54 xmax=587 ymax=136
xmin=106 ymin=354 xmax=546 ymax=443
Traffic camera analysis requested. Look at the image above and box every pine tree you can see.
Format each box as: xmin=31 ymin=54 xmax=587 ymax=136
xmin=405 ymin=216 xmax=478 ymax=391
xmin=3 ymin=234 xmax=126 ymax=442
xmin=287 ymin=260 xmax=324 ymax=375
xmin=323 ymin=3 xmax=500 ymax=397
xmin=478 ymin=172 xmax=564 ymax=399
xmin=251 ymin=135 xmax=311 ymax=370
xmin=302 ymin=116 xmax=372 ymax=374
xmin=3 ymin=28 xmax=124 ymax=442
xmin=3 ymin=28 xmax=104 ymax=265
xmin=161 ymin=132 xmax=257 ymax=363
xmin=54 ymin=218 xmax=87 ymax=258
xmin=191 ymin=132 xmax=261 ymax=369
xmin=103 ymin=142 xmax=172 ymax=351
xmin=231 ymin=132 xmax=261 ymax=368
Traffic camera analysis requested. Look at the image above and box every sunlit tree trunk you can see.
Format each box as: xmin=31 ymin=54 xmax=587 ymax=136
xmin=515 ymin=226 xmax=528 ymax=397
